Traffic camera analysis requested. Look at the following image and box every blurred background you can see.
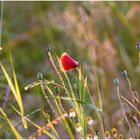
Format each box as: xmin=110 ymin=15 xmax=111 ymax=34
xmin=0 ymin=1 xmax=140 ymax=138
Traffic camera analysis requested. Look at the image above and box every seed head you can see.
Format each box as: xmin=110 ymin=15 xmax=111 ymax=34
xmin=121 ymin=70 xmax=128 ymax=78
xmin=37 ymin=72 xmax=43 ymax=80
xmin=45 ymin=44 xmax=51 ymax=52
xmin=136 ymin=43 xmax=140 ymax=51
xmin=114 ymin=78 xmax=119 ymax=86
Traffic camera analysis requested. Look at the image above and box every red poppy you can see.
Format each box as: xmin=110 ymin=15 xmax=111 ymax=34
xmin=60 ymin=52 xmax=78 ymax=71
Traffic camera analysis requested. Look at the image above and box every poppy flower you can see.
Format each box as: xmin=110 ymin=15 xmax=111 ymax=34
xmin=60 ymin=52 xmax=78 ymax=71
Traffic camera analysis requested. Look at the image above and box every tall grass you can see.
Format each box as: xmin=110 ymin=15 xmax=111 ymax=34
xmin=0 ymin=46 xmax=140 ymax=139
xmin=0 ymin=2 xmax=140 ymax=139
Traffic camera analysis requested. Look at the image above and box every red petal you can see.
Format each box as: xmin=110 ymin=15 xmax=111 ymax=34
xmin=60 ymin=52 xmax=78 ymax=71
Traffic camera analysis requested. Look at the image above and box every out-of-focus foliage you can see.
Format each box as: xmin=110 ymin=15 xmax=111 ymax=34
xmin=0 ymin=1 xmax=140 ymax=138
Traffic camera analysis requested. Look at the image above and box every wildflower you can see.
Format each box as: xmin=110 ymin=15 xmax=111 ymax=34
xmin=87 ymin=117 xmax=95 ymax=126
xmin=60 ymin=52 xmax=78 ymax=71
xmin=93 ymin=135 xmax=98 ymax=139
xmin=76 ymin=123 xmax=82 ymax=132
xmin=69 ymin=109 xmax=76 ymax=118
xmin=105 ymin=131 xmax=110 ymax=139
xmin=112 ymin=128 xmax=118 ymax=137
xmin=119 ymin=134 xmax=123 ymax=139
xmin=86 ymin=134 xmax=93 ymax=139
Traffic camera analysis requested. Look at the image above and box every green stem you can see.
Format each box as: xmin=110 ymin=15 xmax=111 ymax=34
xmin=44 ymin=83 xmax=74 ymax=139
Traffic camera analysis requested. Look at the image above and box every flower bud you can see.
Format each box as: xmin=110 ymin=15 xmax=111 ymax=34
xmin=136 ymin=43 xmax=140 ymax=51
xmin=37 ymin=72 xmax=43 ymax=80
xmin=121 ymin=70 xmax=128 ymax=77
xmin=45 ymin=44 xmax=51 ymax=52
xmin=114 ymin=79 xmax=119 ymax=86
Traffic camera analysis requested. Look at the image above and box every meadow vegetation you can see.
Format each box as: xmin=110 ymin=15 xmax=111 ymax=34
xmin=0 ymin=1 xmax=140 ymax=139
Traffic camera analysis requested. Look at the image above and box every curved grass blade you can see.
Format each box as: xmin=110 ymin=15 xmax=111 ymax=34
xmin=0 ymin=59 xmax=27 ymax=129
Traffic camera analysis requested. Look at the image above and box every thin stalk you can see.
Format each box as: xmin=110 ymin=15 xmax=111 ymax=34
xmin=116 ymin=86 xmax=135 ymax=138
xmin=40 ymin=82 xmax=58 ymax=117
xmin=120 ymin=95 xmax=140 ymax=116
xmin=12 ymin=106 xmax=54 ymax=139
xmin=15 ymin=109 xmax=41 ymax=127
xmin=47 ymin=47 xmax=73 ymax=106
xmin=44 ymin=84 xmax=74 ymax=139
xmin=93 ymin=62 xmax=105 ymax=137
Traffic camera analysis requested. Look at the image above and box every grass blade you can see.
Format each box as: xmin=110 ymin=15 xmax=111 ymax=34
xmin=0 ymin=61 xmax=27 ymax=129
xmin=9 ymin=55 xmax=28 ymax=129
xmin=0 ymin=108 xmax=22 ymax=139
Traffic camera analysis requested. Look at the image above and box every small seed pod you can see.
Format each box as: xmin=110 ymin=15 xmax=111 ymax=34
xmin=114 ymin=78 xmax=119 ymax=86
xmin=136 ymin=43 xmax=140 ymax=51
xmin=121 ymin=70 xmax=128 ymax=78
xmin=76 ymin=123 xmax=82 ymax=132
xmin=105 ymin=131 xmax=110 ymax=139
xmin=112 ymin=128 xmax=118 ymax=137
xmin=69 ymin=109 xmax=76 ymax=118
xmin=37 ymin=72 xmax=43 ymax=80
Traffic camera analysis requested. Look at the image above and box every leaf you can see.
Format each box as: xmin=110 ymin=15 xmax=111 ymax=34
xmin=87 ymin=103 xmax=102 ymax=112
xmin=76 ymin=100 xmax=102 ymax=112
